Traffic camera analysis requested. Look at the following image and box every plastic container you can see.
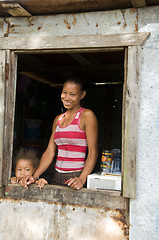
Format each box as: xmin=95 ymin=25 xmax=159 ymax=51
xmin=111 ymin=149 xmax=121 ymax=173
xmin=100 ymin=150 xmax=113 ymax=175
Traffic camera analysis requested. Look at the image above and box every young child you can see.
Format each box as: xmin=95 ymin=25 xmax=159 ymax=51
xmin=11 ymin=148 xmax=48 ymax=189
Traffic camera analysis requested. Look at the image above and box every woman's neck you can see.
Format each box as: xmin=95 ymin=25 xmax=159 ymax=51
xmin=66 ymin=106 xmax=81 ymax=116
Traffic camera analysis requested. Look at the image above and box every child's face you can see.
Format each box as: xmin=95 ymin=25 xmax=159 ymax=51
xmin=15 ymin=159 xmax=35 ymax=181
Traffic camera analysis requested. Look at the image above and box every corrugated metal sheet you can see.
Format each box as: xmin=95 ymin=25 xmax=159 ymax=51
xmin=0 ymin=198 xmax=129 ymax=240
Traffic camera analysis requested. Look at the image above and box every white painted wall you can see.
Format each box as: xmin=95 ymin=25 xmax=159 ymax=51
xmin=130 ymin=6 xmax=159 ymax=240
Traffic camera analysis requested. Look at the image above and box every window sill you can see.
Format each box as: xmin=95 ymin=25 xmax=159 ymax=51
xmin=4 ymin=184 xmax=125 ymax=209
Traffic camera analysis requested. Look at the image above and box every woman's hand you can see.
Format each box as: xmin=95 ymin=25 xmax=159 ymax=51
xmin=35 ymin=178 xmax=48 ymax=189
xmin=19 ymin=176 xmax=36 ymax=189
xmin=65 ymin=177 xmax=85 ymax=190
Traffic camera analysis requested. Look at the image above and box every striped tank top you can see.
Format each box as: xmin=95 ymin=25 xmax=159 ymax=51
xmin=54 ymin=108 xmax=87 ymax=172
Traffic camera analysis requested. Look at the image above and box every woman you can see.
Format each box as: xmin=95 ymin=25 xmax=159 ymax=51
xmin=20 ymin=78 xmax=98 ymax=190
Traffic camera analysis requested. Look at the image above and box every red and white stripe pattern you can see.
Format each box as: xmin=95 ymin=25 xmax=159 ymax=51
xmin=54 ymin=108 xmax=87 ymax=172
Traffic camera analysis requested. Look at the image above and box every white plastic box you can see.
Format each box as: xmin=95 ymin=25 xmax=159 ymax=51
xmin=87 ymin=173 xmax=121 ymax=191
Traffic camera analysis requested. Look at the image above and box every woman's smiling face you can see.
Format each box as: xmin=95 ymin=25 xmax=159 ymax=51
xmin=61 ymin=82 xmax=85 ymax=110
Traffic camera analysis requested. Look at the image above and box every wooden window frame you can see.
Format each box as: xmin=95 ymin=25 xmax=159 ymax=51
xmin=0 ymin=32 xmax=150 ymax=198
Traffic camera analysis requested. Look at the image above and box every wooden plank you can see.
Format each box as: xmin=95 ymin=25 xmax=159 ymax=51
xmin=125 ymin=197 xmax=130 ymax=225
xmin=5 ymin=184 xmax=126 ymax=209
xmin=19 ymin=71 xmax=55 ymax=85
xmin=121 ymin=47 xmax=128 ymax=196
xmin=2 ymin=50 xmax=17 ymax=184
xmin=131 ymin=0 xmax=146 ymax=7
xmin=15 ymin=47 xmax=124 ymax=54
xmin=122 ymin=46 xmax=140 ymax=198
xmin=0 ymin=50 xmax=6 ymax=193
xmin=1 ymin=3 xmax=32 ymax=17
xmin=0 ymin=0 xmax=132 ymax=16
xmin=68 ymin=53 xmax=92 ymax=65
xmin=0 ymin=33 xmax=150 ymax=50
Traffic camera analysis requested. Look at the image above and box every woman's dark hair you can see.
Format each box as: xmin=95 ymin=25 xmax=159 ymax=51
xmin=63 ymin=77 xmax=86 ymax=92
xmin=13 ymin=147 xmax=39 ymax=169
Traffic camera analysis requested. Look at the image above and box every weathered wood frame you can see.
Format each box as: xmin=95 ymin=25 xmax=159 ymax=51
xmin=0 ymin=32 xmax=149 ymax=198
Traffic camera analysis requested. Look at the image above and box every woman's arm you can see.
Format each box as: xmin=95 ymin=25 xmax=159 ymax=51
xmin=32 ymin=130 xmax=57 ymax=180
xmin=19 ymin=115 xmax=60 ymax=188
xmin=67 ymin=109 xmax=98 ymax=189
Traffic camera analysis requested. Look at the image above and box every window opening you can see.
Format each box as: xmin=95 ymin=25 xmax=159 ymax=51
xmin=13 ymin=51 xmax=124 ymax=189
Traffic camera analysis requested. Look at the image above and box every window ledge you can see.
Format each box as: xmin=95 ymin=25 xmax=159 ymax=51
xmin=4 ymin=184 xmax=125 ymax=209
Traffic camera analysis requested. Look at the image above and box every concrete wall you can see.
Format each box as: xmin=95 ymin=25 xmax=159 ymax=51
xmin=130 ymin=7 xmax=159 ymax=240
xmin=0 ymin=6 xmax=159 ymax=240
xmin=2 ymin=8 xmax=138 ymax=37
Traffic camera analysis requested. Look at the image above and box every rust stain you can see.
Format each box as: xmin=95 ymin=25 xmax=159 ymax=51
xmin=72 ymin=15 xmax=77 ymax=26
xmin=4 ymin=18 xmax=11 ymax=37
xmin=120 ymin=10 xmax=127 ymax=29
xmin=135 ymin=14 xmax=138 ymax=32
xmin=96 ymin=23 xmax=98 ymax=27
xmin=8 ymin=24 xmax=19 ymax=34
xmin=10 ymin=24 xmax=19 ymax=29
xmin=27 ymin=17 xmax=34 ymax=27
xmin=117 ymin=22 xmax=121 ymax=25
xmin=130 ymin=8 xmax=137 ymax=14
xmin=110 ymin=209 xmax=129 ymax=239
xmin=64 ymin=19 xmax=71 ymax=30
xmin=4 ymin=32 xmax=8 ymax=37
xmin=37 ymin=24 xmax=42 ymax=31
xmin=5 ymin=63 xmax=9 ymax=80
xmin=83 ymin=14 xmax=89 ymax=25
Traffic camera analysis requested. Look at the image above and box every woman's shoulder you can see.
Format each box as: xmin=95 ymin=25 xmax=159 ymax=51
xmin=81 ymin=108 xmax=98 ymax=130
xmin=82 ymin=108 xmax=95 ymax=115
xmin=52 ymin=113 xmax=64 ymax=130
xmin=55 ymin=113 xmax=64 ymax=121
xmin=82 ymin=108 xmax=97 ymax=120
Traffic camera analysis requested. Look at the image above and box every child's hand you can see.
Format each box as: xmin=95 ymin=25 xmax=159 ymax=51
xmin=19 ymin=176 xmax=35 ymax=189
xmin=35 ymin=178 xmax=48 ymax=189
xmin=11 ymin=177 xmax=18 ymax=184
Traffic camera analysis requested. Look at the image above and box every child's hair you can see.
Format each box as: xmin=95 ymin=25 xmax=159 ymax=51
xmin=13 ymin=147 xmax=39 ymax=169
